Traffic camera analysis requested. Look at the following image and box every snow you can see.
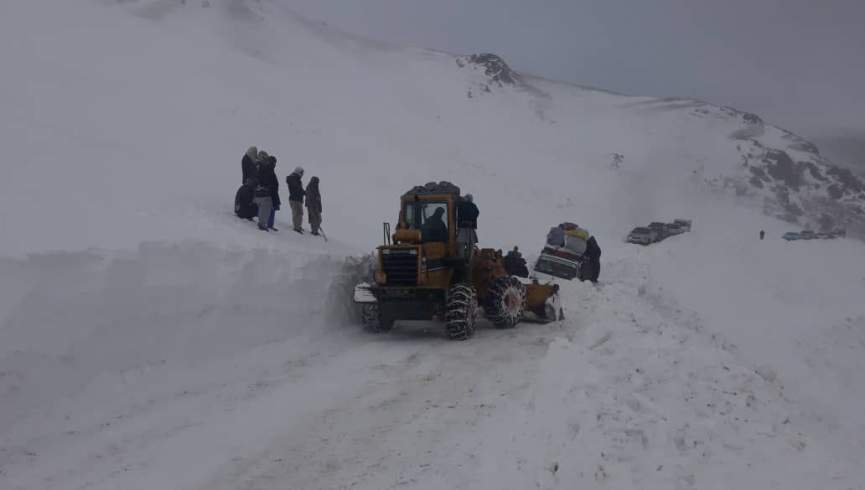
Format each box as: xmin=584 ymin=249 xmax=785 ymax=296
xmin=1 ymin=1 xmax=864 ymax=489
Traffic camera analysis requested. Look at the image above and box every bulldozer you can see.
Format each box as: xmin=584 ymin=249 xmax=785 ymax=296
xmin=354 ymin=181 xmax=562 ymax=340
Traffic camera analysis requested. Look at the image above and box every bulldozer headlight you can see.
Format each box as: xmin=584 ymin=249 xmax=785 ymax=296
xmin=375 ymin=271 xmax=387 ymax=285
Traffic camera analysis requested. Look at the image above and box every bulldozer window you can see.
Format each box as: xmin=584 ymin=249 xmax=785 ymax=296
xmin=404 ymin=201 xmax=449 ymax=242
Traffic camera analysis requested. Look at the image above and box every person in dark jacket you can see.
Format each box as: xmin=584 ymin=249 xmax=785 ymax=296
xmin=504 ymin=246 xmax=529 ymax=277
xmin=421 ymin=207 xmax=448 ymax=242
xmin=235 ymin=178 xmax=258 ymax=220
xmin=580 ymin=236 xmax=602 ymax=283
xmin=456 ymin=194 xmax=479 ymax=259
xmin=286 ymin=167 xmax=305 ymax=233
xmin=254 ymin=156 xmax=280 ymax=231
xmin=242 ymin=146 xmax=258 ymax=185
xmin=760 ymin=230 xmax=765 ymax=240
xmin=305 ymin=176 xmax=323 ymax=236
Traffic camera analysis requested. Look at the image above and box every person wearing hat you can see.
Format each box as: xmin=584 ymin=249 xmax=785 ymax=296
xmin=305 ymin=176 xmax=323 ymax=236
xmin=286 ymin=166 xmax=306 ymax=233
xmin=456 ymin=193 xmax=479 ymax=260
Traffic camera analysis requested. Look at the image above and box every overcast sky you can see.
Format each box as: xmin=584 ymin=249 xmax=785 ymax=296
xmin=285 ymin=0 xmax=864 ymax=148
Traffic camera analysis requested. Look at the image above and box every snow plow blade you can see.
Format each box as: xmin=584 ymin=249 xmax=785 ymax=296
xmin=523 ymin=280 xmax=563 ymax=323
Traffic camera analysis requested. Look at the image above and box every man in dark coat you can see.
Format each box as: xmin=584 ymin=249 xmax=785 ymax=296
xmin=254 ymin=156 xmax=280 ymax=231
xmin=242 ymin=146 xmax=258 ymax=185
xmin=456 ymin=194 xmax=479 ymax=259
xmin=421 ymin=207 xmax=448 ymax=242
xmin=234 ymin=178 xmax=258 ymax=220
xmin=305 ymin=176 xmax=323 ymax=236
xmin=286 ymin=167 xmax=305 ymax=233
xmin=580 ymin=236 xmax=602 ymax=283
xmin=504 ymin=246 xmax=529 ymax=277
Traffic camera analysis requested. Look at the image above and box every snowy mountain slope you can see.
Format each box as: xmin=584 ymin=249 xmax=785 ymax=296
xmin=3 ymin=0 xmax=863 ymax=259
xmin=1 ymin=1 xmax=864 ymax=489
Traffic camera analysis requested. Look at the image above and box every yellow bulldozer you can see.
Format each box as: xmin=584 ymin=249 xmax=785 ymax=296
xmin=354 ymin=181 xmax=562 ymax=340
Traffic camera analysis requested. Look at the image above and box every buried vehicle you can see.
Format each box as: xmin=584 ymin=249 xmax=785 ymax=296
xmin=533 ymin=222 xmax=598 ymax=281
xmin=354 ymin=182 xmax=562 ymax=340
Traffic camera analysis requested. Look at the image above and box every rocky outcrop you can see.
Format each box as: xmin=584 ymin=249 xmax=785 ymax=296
xmin=456 ymin=53 xmax=521 ymax=96
xmin=736 ymin=131 xmax=865 ymax=236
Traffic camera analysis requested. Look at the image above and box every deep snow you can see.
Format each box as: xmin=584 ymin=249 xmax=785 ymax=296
xmin=1 ymin=1 xmax=864 ymax=489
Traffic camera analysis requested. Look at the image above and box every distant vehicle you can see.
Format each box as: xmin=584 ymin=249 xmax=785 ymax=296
xmin=627 ymin=219 xmax=693 ymax=246
xmin=831 ymin=228 xmax=847 ymax=238
xmin=782 ymin=232 xmax=800 ymax=241
xmin=800 ymin=230 xmax=816 ymax=240
xmin=627 ymin=227 xmax=657 ymax=245
xmin=664 ymin=223 xmax=686 ymax=235
xmin=647 ymin=222 xmax=669 ymax=240
xmin=815 ymin=232 xmax=834 ymax=239
xmin=673 ymin=219 xmax=692 ymax=232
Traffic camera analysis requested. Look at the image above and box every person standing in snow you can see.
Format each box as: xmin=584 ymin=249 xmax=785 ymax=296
xmin=305 ymin=176 xmax=323 ymax=236
xmin=242 ymin=146 xmax=259 ymax=185
xmin=235 ymin=178 xmax=258 ymax=220
xmin=254 ymin=156 xmax=280 ymax=231
xmin=286 ymin=167 xmax=305 ymax=233
xmin=760 ymin=230 xmax=765 ymax=240
xmin=456 ymin=194 xmax=479 ymax=259
xmin=581 ymin=235 xmax=602 ymax=283
xmin=504 ymin=246 xmax=529 ymax=277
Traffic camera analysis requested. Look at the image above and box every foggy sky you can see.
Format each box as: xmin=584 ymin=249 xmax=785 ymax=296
xmin=285 ymin=0 xmax=864 ymax=146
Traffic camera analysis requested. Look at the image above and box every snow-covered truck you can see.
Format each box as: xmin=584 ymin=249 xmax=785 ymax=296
xmin=533 ymin=223 xmax=591 ymax=280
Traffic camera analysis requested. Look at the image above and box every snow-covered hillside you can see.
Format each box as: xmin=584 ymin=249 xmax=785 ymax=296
xmin=1 ymin=1 xmax=864 ymax=489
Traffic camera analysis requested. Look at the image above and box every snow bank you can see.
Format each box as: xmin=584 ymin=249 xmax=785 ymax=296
xmin=0 ymin=242 xmax=351 ymax=437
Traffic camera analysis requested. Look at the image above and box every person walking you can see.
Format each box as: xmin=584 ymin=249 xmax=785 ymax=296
xmin=305 ymin=176 xmax=323 ymax=236
xmin=760 ymin=229 xmax=765 ymax=240
xmin=286 ymin=167 xmax=305 ymax=233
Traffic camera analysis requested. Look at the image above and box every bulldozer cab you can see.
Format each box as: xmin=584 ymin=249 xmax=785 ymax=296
xmin=373 ymin=182 xmax=463 ymax=290
xmin=399 ymin=196 xmax=457 ymax=254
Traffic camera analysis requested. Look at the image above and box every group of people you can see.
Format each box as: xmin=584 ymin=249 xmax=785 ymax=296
xmin=235 ymin=158 xmax=602 ymax=280
xmin=234 ymin=146 xmax=323 ymax=235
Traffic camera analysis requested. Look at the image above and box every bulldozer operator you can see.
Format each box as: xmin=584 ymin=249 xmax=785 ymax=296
xmin=421 ymin=207 xmax=448 ymax=242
